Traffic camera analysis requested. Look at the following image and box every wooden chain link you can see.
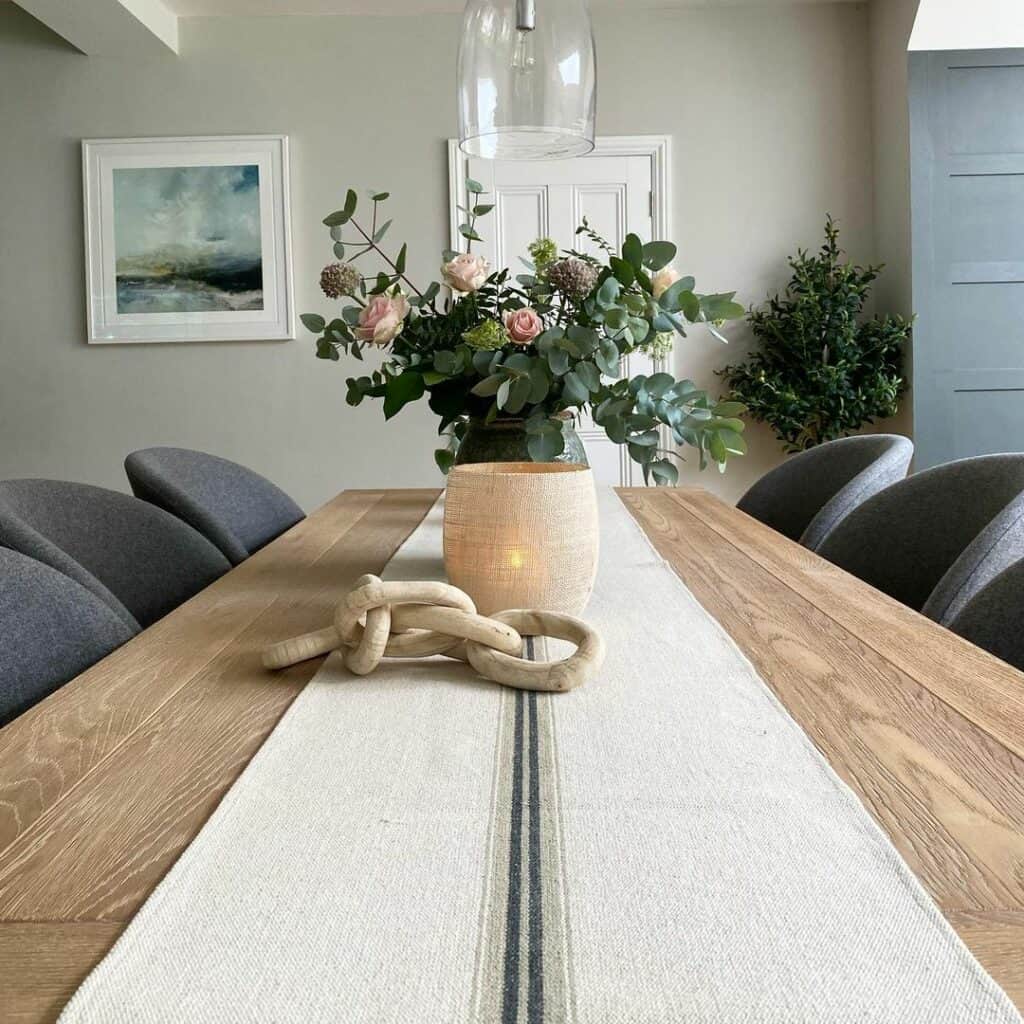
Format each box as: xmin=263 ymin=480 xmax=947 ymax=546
xmin=262 ymin=574 xmax=605 ymax=693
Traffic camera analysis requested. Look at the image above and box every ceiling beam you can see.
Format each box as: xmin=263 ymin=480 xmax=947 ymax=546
xmin=11 ymin=0 xmax=179 ymax=55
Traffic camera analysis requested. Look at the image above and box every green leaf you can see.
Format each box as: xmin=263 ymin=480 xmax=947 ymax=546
xmin=528 ymin=362 xmax=550 ymax=404
xmin=422 ymin=370 xmax=447 ymax=386
xmin=595 ymin=338 xmax=620 ymax=377
xmin=713 ymin=400 xmax=747 ymax=417
xmin=459 ymin=223 xmax=484 ymax=243
xmin=300 ymin=313 xmax=326 ymax=333
xmin=434 ymin=448 xmax=455 ymax=474
xmin=472 ymin=203 xmax=495 ymax=216
xmin=383 ymin=371 xmax=425 ymax=420
xmin=471 ymin=374 xmax=504 ymax=397
xmin=371 ymin=191 xmax=390 ymax=202
xmin=574 ymin=361 xmax=601 ymax=392
xmin=708 ymin=432 xmax=728 ymax=464
xmin=622 ymin=233 xmax=644 ymax=271
xmin=373 ymin=219 xmax=393 ymax=243
xmin=395 ymin=242 xmax=408 ymax=275
xmin=642 ymin=241 xmax=677 ymax=271
xmin=323 ymin=210 xmax=350 ymax=227
xmin=645 ymin=373 xmax=675 ymax=399
xmin=562 ymin=371 xmax=589 ymax=405
xmin=503 ymin=376 xmax=532 ymax=414
xmin=333 ymin=242 xmax=346 ymax=260
xmin=700 ymin=292 xmax=744 ymax=321
xmin=596 ymin=277 xmax=621 ymax=309
xmin=434 ymin=350 xmax=457 ymax=375
xmin=315 ymin=336 xmax=338 ymax=361
xmin=547 ymin=346 xmax=570 ymax=376
xmin=659 ymin=278 xmax=697 ymax=314
xmin=604 ymin=308 xmax=629 ymax=332
xmin=466 ymin=178 xmax=485 ymax=194
xmin=609 ymin=257 xmax=636 ymax=288
xmin=717 ymin=427 xmax=747 ymax=455
xmin=649 ymin=458 xmax=679 ymax=485
xmin=527 ymin=423 xmax=566 ymax=462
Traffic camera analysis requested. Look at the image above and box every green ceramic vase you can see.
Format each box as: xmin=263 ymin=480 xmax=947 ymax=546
xmin=454 ymin=415 xmax=589 ymax=467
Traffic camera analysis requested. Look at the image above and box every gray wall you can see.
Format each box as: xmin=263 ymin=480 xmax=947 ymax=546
xmin=0 ymin=2 xmax=876 ymax=509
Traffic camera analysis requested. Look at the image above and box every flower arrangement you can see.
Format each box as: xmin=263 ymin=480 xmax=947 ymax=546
xmin=302 ymin=185 xmax=747 ymax=484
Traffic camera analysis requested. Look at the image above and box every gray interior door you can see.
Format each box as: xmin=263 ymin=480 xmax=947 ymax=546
xmin=910 ymin=48 xmax=1024 ymax=468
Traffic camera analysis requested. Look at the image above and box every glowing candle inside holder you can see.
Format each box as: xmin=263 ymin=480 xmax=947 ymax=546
xmin=443 ymin=462 xmax=599 ymax=617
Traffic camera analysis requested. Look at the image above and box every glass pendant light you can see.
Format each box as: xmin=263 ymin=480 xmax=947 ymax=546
xmin=457 ymin=0 xmax=597 ymax=161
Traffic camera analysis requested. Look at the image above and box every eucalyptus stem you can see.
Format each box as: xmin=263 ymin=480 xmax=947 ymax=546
xmin=350 ymin=218 xmax=423 ymax=299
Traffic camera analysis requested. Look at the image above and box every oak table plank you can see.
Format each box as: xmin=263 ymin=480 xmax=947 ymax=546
xmin=667 ymin=487 xmax=1024 ymax=762
xmin=0 ymin=923 xmax=120 ymax=1024
xmin=2 ymin=485 xmax=1023 ymax=1021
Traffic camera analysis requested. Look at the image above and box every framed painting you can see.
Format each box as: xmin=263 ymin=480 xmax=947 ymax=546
xmin=82 ymin=135 xmax=294 ymax=344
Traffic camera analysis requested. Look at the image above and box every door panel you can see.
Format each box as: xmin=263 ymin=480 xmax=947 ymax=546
xmin=910 ymin=50 xmax=1024 ymax=468
xmin=450 ymin=140 xmax=670 ymax=485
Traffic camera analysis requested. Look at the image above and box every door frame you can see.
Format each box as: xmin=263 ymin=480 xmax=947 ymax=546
xmin=446 ymin=135 xmax=675 ymax=483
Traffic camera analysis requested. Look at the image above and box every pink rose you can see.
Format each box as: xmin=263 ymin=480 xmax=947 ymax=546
xmin=354 ymin=292 xmax=410 ymax=346
xmin=503 ymin=307 xmax=544 ymax=345
xmin=651 ymin=265 xmax=681 ymax=300
xmin=442 ymin=252 xmax=490 ymax=293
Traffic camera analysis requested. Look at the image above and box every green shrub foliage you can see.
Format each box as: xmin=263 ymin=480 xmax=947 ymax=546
xmin=719 ymin=217 xmax=911 ymax=451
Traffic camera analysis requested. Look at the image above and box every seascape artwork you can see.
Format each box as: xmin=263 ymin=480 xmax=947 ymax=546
xmin=113 ymin=164 xmax=264 ymax=314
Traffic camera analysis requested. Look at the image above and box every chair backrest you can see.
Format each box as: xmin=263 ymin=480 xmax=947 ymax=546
xmin=125 ymin=448 xmax=305 ymax=566
xmin=0 ymin=547 xmax=137 ymax=726
xmin=946 ymin=558 xmax=1024 ymax=672
xmin=816 ymin=453 xmax=1024 ymax=614
xmin=0 ymin=479 xmax=231 ymax=630
xmin=736 ymin=435 xmax=914 ymax=551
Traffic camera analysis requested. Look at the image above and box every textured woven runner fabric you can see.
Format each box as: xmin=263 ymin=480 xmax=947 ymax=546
xmin=60 ymin=490 xmax=1021 ymax=1024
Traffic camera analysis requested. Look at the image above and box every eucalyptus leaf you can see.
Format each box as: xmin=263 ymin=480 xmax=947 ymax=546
xmin=641 ymin=241 xmax=677 ymax=271
xmin=622 ymin=233 xmax=643 ymax=271
xmin=300 ymin=313 xmax=326 ymax=333
xmin=527 ymin=423 xmax=565 ymax=462
xmin=466 ymin=178 xmax=485 ymax=194
xmin=562 ymin=371 xmax=589 ymax=405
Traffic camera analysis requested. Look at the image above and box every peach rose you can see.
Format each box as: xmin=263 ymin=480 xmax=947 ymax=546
xmin=354 ymin=292 xmax=410 ymax=346
xmin=651 ymin=265 xmax=681 ymax=300
xmin=442 ymin=252 xmax=491 ymax=293
xmin=503 ymin=307 xmax=544 ymax=345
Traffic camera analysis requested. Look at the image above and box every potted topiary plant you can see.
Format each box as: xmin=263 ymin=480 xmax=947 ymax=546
xmin=719 ymin=216 xmax=911 ymax=451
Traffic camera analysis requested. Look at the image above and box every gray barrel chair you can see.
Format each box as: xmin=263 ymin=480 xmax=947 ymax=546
xmin=736 ymin=434 xmax=914 ymax=550
xmin=946 ymin=558 xmax=1024 ymax=672
xmin=125 ymin=448 xmax=305 ymax=566
xmin=0 ymin=547 xmax=136 ymax=726
xmin=815 ymin=454 xmax=1024 ymax=619
xmin=0 ymin=479 xmax=231 ymax=631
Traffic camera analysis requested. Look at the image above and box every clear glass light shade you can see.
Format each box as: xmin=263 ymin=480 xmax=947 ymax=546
xmin=457 ymin=0 xmax=596 ymax=161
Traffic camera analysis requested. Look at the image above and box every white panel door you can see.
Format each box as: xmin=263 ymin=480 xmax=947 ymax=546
xmin=449 ymin=137 xmax=672 ymax=486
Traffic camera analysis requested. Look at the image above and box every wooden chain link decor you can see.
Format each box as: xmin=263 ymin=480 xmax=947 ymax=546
xmin=262 ymin=574 xmax=605 ymax=693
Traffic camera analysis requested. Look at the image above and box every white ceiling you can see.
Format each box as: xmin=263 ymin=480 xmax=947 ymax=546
xmin=165 ymin=0 xmax=855 ymax=15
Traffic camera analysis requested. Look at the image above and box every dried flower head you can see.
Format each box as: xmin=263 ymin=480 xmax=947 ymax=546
xmin=320 ymin=262 xmax=361 ymax=299
xmin=462 ymin=319 xmax=509 ymax=351
xmin=547 ymin=258 xmax=599 ymax=301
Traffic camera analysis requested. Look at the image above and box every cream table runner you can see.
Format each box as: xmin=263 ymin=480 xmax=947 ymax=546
xmin=60 ymin=489 xmax=1021 ymax=1023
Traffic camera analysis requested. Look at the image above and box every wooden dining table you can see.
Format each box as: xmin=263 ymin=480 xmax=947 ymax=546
xmin=2 ymin=486 xmax=1023 ymax=1022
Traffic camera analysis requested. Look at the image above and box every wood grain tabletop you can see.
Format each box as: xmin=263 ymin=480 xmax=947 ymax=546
xmin=1 ymin=486 xmax=1022 ymax=1021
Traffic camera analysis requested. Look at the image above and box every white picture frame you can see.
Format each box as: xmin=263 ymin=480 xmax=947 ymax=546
xmin=82 ymin=134 xmax=294 ymax=344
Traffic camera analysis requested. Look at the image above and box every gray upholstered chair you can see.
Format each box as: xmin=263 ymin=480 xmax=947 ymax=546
xmin=0 ymin=479 xmax=231 ymax=631
xmin=0 ymin=548 xmax=136 ymax=726
xmin=945 ymin=558 xmax=1024 ymax=672
xmin=816 ymin=454 xmax=1024 ymax=617
xmin=736 ymin=434 xmax=914 ymax=551
xmin=125 ymin=448 xmax=305 ymax=566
